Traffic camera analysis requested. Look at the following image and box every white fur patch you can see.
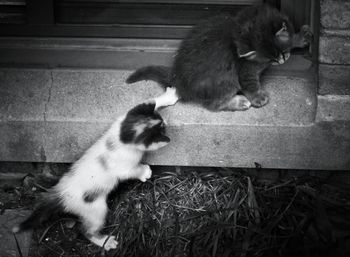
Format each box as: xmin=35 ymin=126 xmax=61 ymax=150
xmin=89 ymin=235 xmax=118 ymax=251
xmin=134 ymin=122 xmax=148 ymax=137
xmin=272 ymin=52 xmax=290 ymax=65
xmin=239 ymin=51 xmax=257 ymax=60
xmin=147 ymin=119 xmax=162 ymax=127
xmin=154 ymin=87 xmax=179 ymax=110
xmin=146 ymin=141 xmax=169 ymax=151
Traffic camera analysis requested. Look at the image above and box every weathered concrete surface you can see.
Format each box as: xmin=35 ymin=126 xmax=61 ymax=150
xmin=316 ymin=95 xmax=350 ymax=122
xmin=0 ymin=65 xmax=349 ymax=170
xmin=47 ymin=70 xmax=316 ymax=125
xmin=319 ymin=64 xmax=350 ymax=95
xmin=0 ymin=69 xmax=51 ymax=122
xmin=0 ymin=122 xmax=46 ymax=162
xmin=321 ymin=0 xmax=350 ymax=29
xmin=0 ymin=210 xmax=32 ymax=257
xmin=319 ymin=30 xmax=350 ymax=64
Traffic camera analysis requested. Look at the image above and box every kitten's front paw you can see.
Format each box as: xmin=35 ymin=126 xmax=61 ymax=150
xmin=139 ymin=164 xmax=152 ymax=182
xmin=250 ymin=90 xmax=270 ymax=108
xmin=103 ymin=235 xmax=118 ymax=251
xmin=232 ymin=95 xmax=251 ymax=111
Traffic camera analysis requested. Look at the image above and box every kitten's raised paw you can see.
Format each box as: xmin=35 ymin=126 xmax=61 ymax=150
xmin=250 ymin=90 xmax=270 ymax=108
xmin=138 ymin=164 xmax=152 ymax=182
xmin=103 ymin=235 xmax=118 ymax=251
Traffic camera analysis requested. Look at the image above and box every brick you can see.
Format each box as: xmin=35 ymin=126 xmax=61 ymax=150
xmin=321 ymin=0 xmax=350 ymax=29
xmin=316 ymin=95 xmax=350 ymax=121
xmin=319 ymin=64 xmax=350 ymax=95
xmin=319 ymin=31 xmax=350 ymax=64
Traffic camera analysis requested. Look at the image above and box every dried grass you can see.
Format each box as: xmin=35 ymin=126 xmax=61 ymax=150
xmin=102 ymin=169 xmax=350 ymax=257
xmin=27 ymin=168 xmax=350 ymax=257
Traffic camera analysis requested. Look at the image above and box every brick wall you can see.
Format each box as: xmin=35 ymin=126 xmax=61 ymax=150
xmin=319 ymin=0 xmax=350 ymax=95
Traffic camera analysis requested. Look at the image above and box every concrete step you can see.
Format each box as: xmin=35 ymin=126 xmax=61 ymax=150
xmin=0 ymin=59 xmax=349 ymax=170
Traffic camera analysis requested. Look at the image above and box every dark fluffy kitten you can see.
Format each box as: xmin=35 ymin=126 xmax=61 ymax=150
xmin=127 ymin=4 xmax=312 ymax=111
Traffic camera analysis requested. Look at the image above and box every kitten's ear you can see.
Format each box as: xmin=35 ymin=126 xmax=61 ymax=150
xmin=127 ymin=101 xmax=156 ymax=116
xmin=237 ymin=42 xmax=257 ymax=60
xmin=275 ymin=22 xmax=290 ymax=42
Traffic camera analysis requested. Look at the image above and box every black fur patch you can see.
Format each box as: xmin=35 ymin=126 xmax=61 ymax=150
xmin=134 ymin=122 xmax=169 ymax=147
xmin=83 ymin=189 xmax=102 ymax=203
xmin=120 ymin=102 xmax=161 ymax=144
xmin=98 ymin=155 xmax=108 ymax=170
xmin=105 ymin=137 xmax=116 ymax=151
xmin=128 ymin=102 xmax=157 ymax=116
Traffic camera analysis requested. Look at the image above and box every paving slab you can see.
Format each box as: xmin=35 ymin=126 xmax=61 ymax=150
xmin=0 ymin=209 xmax=32 ymax=257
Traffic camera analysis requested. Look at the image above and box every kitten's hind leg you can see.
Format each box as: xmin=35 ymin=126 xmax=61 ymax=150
xmin=154 ymin=87 xmax=179 ymax=110
xmin=80 ymin=198 xmax=118 ymax=251
xmin=218 ymin=95 xmax=251 ymax=111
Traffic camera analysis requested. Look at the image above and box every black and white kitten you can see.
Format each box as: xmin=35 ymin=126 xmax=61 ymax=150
xmin=126 ymin=4 xmax=313 ymax=111
xmin=12 ymin=88 xmax=178 ymax=251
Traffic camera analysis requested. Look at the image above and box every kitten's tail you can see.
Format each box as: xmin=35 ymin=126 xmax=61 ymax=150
xmin=126 ymin=65 xmax=171 ymax=89
xmin=12 ymin=191 xmax=62 ymax=233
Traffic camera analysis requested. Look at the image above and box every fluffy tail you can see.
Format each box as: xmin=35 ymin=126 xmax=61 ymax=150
xmin=12 ymin=192 xmax=62 ymax=233
xmin=126 ymin=65 xmax=171 ymax=89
